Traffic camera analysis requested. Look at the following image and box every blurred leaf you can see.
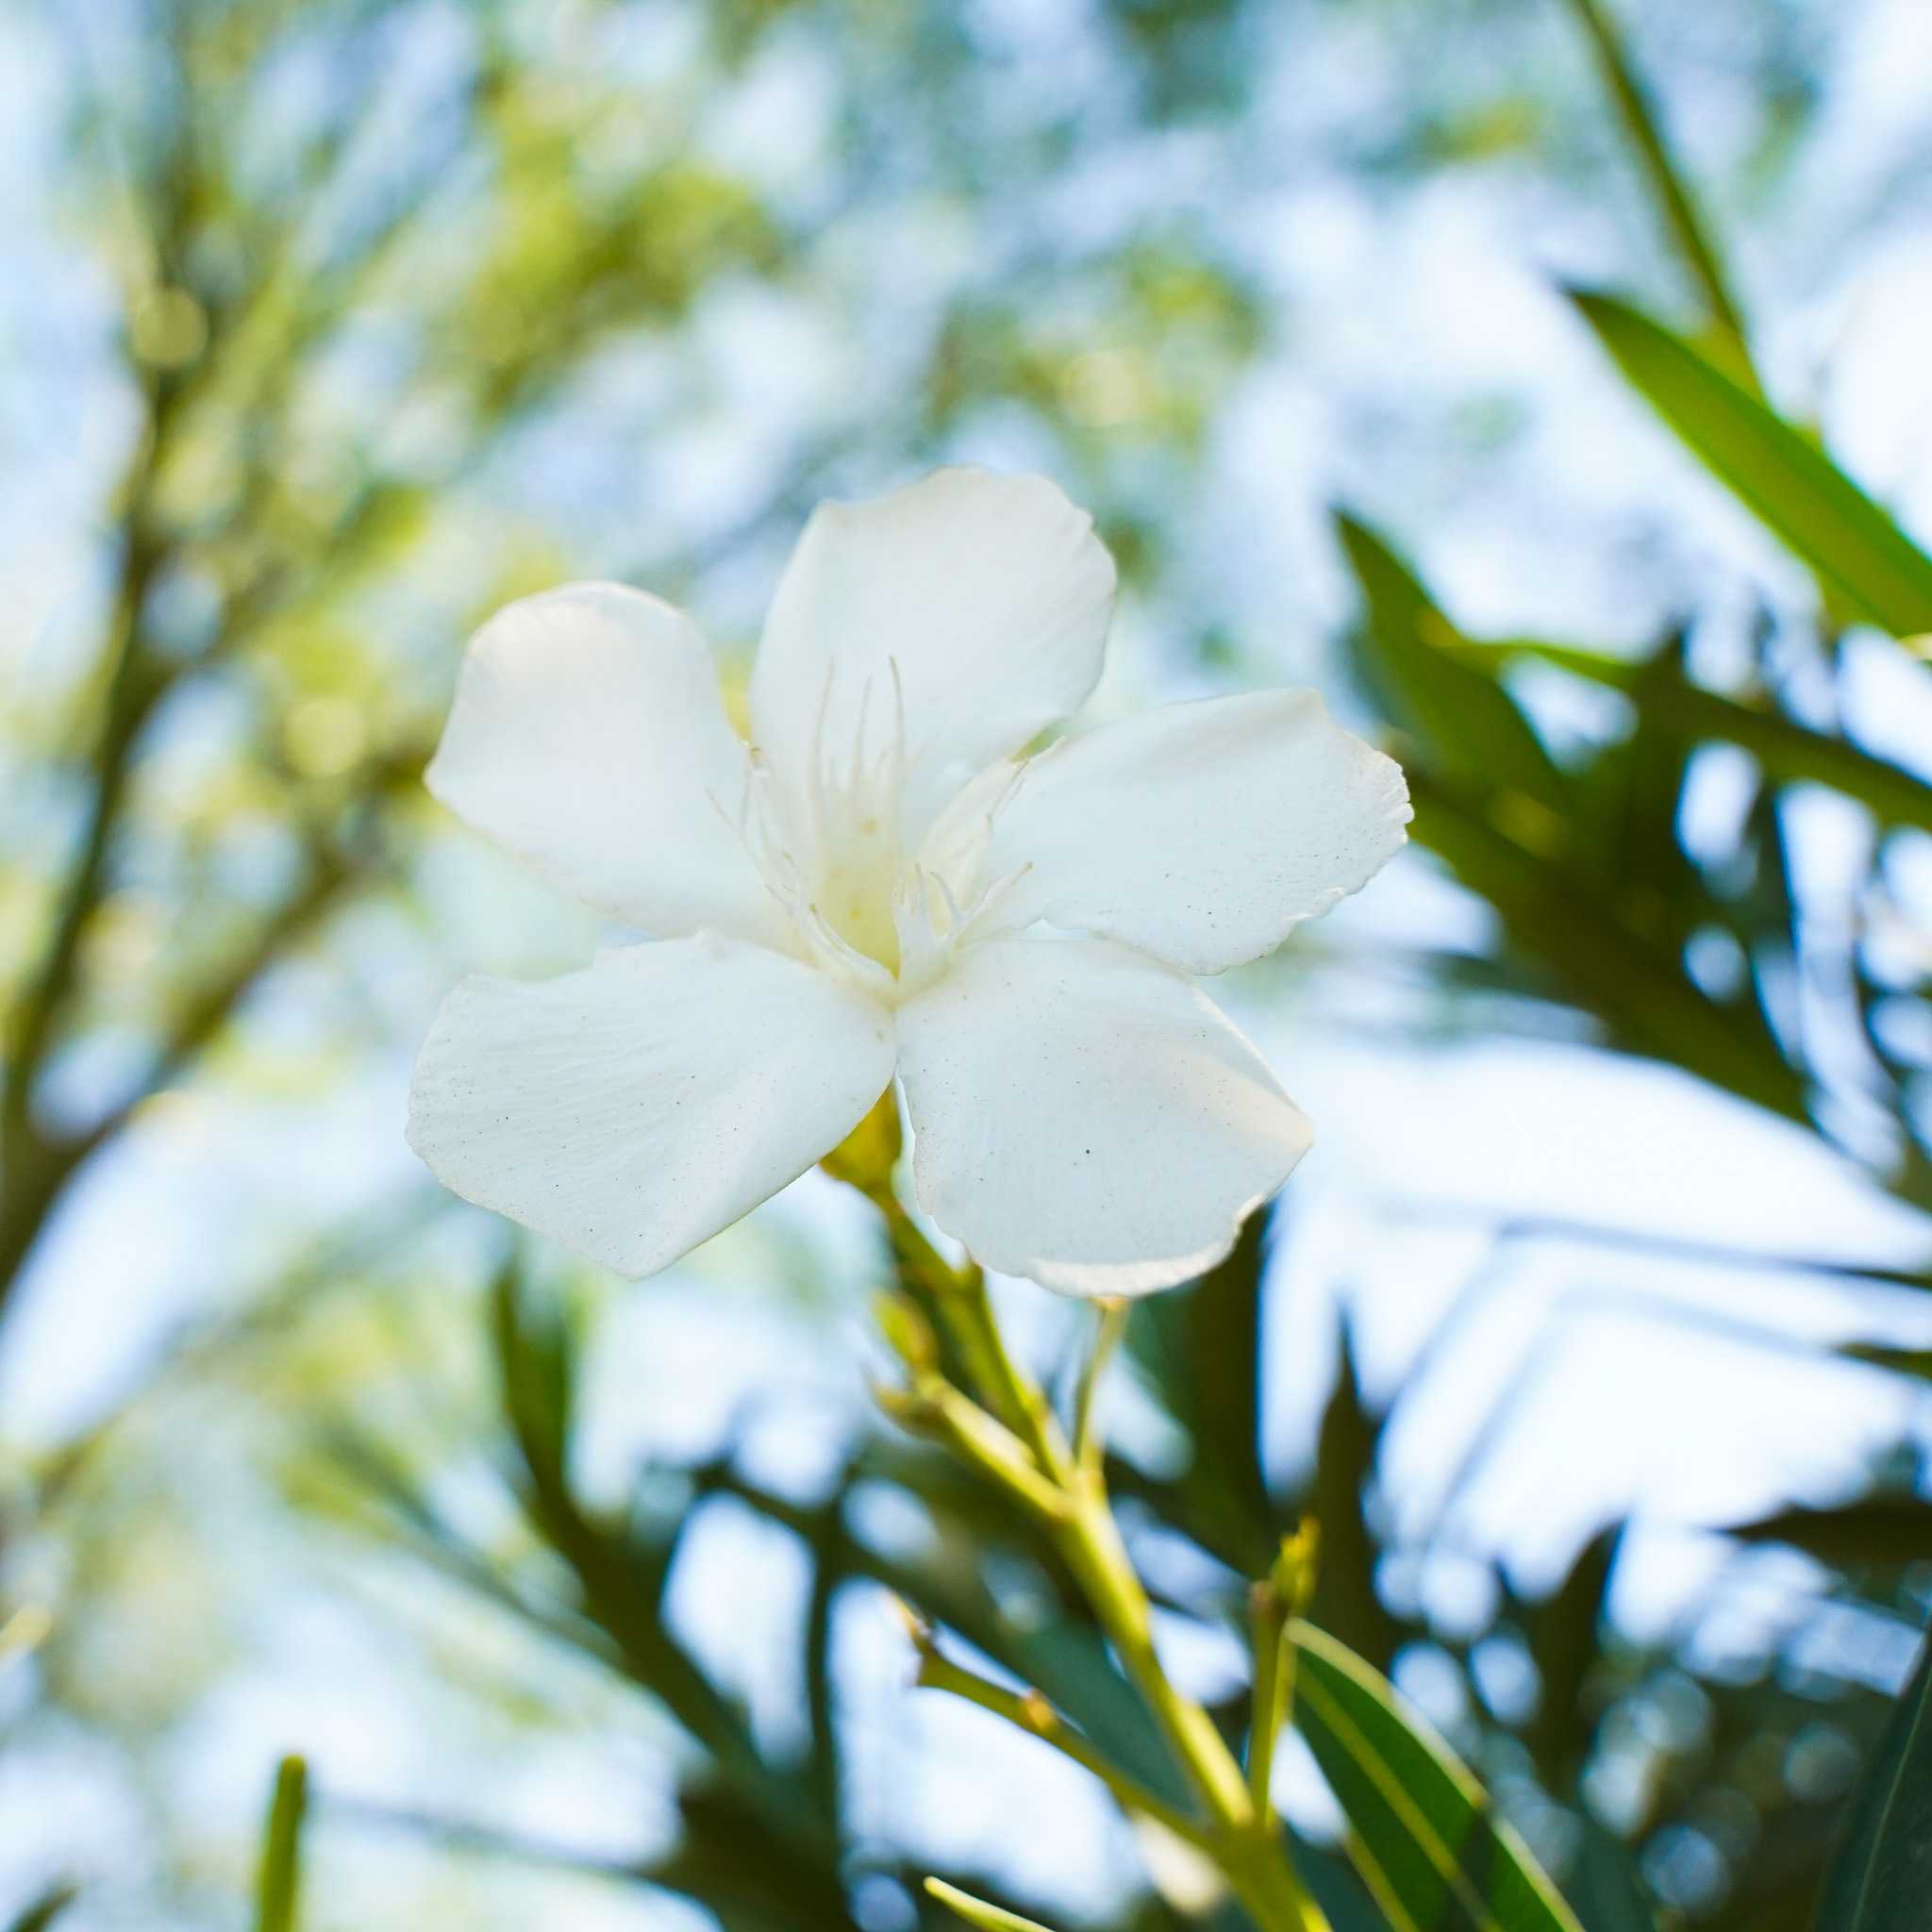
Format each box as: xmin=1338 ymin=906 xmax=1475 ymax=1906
xmin=1557 ymin=0 xmax=1750 ymax=367
xmin=1334 ymin=512 xmax=1567 ymax=812
xmin=711 ymin=1462 xmax=1194 ymax=1812
xmin=1813 ymin=1626 xmax=1932 ymax=1931
xmin=5 ymin=1886 xmax=77 ymax=1932
xmin=1407 ymin=768 xmax=1808 ymax=1122
xmin=1568 ymin=291 xmax=1932 ymax=638
xmin=1568 ymin=1818 xmax=1657 ymax=1932
xmin=1845 ymin=1345 xmax=1932 ymax=1383
xmin=650 ymin=1787 xmax=856 ymax=1932
xmin=255 ymin=1756 xmax=308 ymax=1932
xmin=1333 ymin=509 xmax=1808 ymax=1124
xmin=490 ymin=1257 xmax=575 ymax=1491
xmin=1127 ymin=1207 xmax=1278 ymax=1574
xmin=1288 ymin=1621 xmax=1585 ymax=1932
xmin=1464 ymin=639 xmax=1932 ymax=834
xmin=1521 ymin=1526 xmax=1622 ymax=1792
xmin=1306 ymin=1320 xmax=1401 ymax=1674
xmin=924 ymin=1878 xmax=1056 ymax=1932
xmin=1726 ymin=1498 xmax=1932 ymax=1570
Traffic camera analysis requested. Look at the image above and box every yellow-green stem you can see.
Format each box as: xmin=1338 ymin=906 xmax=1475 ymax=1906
xmin=1248 ymin=1583 xmax=1288 ymax=1818
xmin=911 ymin=1635 xmax=1214 ymax=1852
xmin=852 ymin=1165 xmax=1326 ymax=1930
xmin=1073 ymin=1299 xmax=1128 ymax=1474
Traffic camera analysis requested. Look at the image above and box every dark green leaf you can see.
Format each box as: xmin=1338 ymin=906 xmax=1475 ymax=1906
xmin=1814 ymin=1626 xmax=1932 ymax=1930
xmin=1334 ymin=512 xmax=1569 ymax=811
xmin=1727 ymin=1498 xmax=1932 ymax=1571
xmin=1127 ymin=1206 xmax=1278 ymax=1574
xmin=1289 ymin=1620 xmax=1585 ymax=1932
xmin=6 ymin=1885 xmax=77 ymax=1932
xmin=1521 ymin=1526 xmax=1622 ymax=1792
xmin=1463 ymin=638 xmax=1932 ymax=835
xmin=1306 ymin=1320 xmax=1401 ymax=1674
xmin=1408 ymin=769 xmax=1808 ymax=1123
xmin=1844 ymin=1345 xmax=1932 ymax=1383
xmin=1568 ymin=1819 xmax=1657 ymax=1932
xmin=1568 ymin=291 xmax=1932 ymax=638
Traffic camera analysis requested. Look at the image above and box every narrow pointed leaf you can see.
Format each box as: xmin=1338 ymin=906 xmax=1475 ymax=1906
xmin=6 ymin=1886 xmax=76 ymax=1932
xmin=924 ymin=1879 xmax=1057 ymax=1932
xmin=1334 ymin=512 xmax=1568 ymax=810
xmin=1288 ymin=1620 xmax=1585 ymax=1932
xmin=1728 ymin=1498 xmax=1932 ymax=1572
xmin=1127 ymin=1207 xmax=1277 ymax=1573
xmin=255 ymin=1757 xmax=308 ymax=1932
xmin=1813 ymin=1626 xmax=1932 ymax=1930
xmin=1569 ymin=291 xmax=1932 ymax=638
xmin=1458 ymin=638 xmax=1932 ymax=835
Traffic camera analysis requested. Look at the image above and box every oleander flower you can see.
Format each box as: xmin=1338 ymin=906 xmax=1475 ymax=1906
xmin=408 ymin=468 xmax=1409 ymax=1295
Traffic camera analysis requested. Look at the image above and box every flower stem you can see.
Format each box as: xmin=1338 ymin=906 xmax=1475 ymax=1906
xmin=903 ymin=1615 xmax=1215 ymax=1852
xmin=1072 ymin=1299 xmax=1128 ymax=1474
xmin=862 ymin=1182 xmax=1328 ymax=1932
xmin=1246 ymin=1522 xmax=1320 ymax=1821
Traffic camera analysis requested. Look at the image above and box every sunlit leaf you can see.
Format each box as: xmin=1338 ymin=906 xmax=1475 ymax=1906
xmin=924 ymin=1878 xmax=1057 ymax=1932
xmin=1568 ymin=291 xmax=1932 ymax=638
xmin=1333 ymin=511 xmax=1568 ymax=813
xmin=1288 ymin=1620 xmax=1585 ymax=1932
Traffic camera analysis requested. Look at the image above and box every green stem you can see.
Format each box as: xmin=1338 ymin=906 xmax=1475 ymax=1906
xmin=873 ymin=1190 xmax=1059 ymax=1468
xmin=910 ymin=1634 xmax=1216 ymax=1852
xmin=1247 ymin=1584 xmax=1288 ymax=1817
xmin=255 ymin=1756 xmax=308 ymax=1932
xmin=1072 ymin=1300 xmax=1128 ymax=1474
xmin=1054 ymin=1470 xmax=1255 ymax=1832
xmin=1560 ymin=0 xmax=1757 ymax=384
xmin=868 ymin=1191 xmax=1325 ymax=1932
xmin=1246 ymin=1524 xmax=1319 ymax=1820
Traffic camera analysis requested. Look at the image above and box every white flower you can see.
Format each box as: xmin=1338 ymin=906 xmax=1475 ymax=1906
xmin=408 ymin=468 xmax=1409 ymax=1296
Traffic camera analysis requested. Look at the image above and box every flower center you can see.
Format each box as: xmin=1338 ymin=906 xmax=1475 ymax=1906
xmin=724 ymin=662 xmax=1027 ymax=1003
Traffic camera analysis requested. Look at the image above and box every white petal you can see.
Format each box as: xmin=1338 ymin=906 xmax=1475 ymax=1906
xmin=427 ymin=583 xmax=791 ymax=947
xmin=750 ymin=468 xmax=1115 ymax=842
xmin=408 ymin=937 xmax=893 ymax=1276
xmin=895 ymin=935 xmax=1311 ymax=1296
xmin=978 ymin=691 xmax=1409 ymax=974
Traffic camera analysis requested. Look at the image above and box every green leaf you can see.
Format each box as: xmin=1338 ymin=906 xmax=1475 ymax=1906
xmin=1568 ymin=1819 xmax=1658 ymax=1932
xmin=491 ymin=1257 xmax=575 ymax=1490
xmin=1814 ymin=1627 xmax=1932 ymax=1930
xmin=1307 ymin=1320 xmax=1401 ymax=1674
xmin=1461 ymin=638 xmax=1932 ymax=836
xmin=1407 ymin=770 xmax=1808 ymax=1124
xmin=255 ymin=1757 xmax=308 ymax=1932
xmin=1520 ymin=1526 xmax=1622 ymax=1792
xmin=1844 ymin=1345 xmax=1932 ymax=1382
xmin=1287 ymin=1621 xmax=1585 ymax=1932
xmin=924 ymin=1879 xmax=1056 ymax=1932
xmin=1727 ymin=1498 xmax=1932 ymax=1571
xmin=1127 ymin=1206 xmax=1278 ymax=1574
xmin=1333 ymin=512 xmax=1568 ymax=812
xmin=6 ymin=1885 xmax=77 ymax=1932
xmin=1568 ymin=291 xmax=1932 ymax=638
